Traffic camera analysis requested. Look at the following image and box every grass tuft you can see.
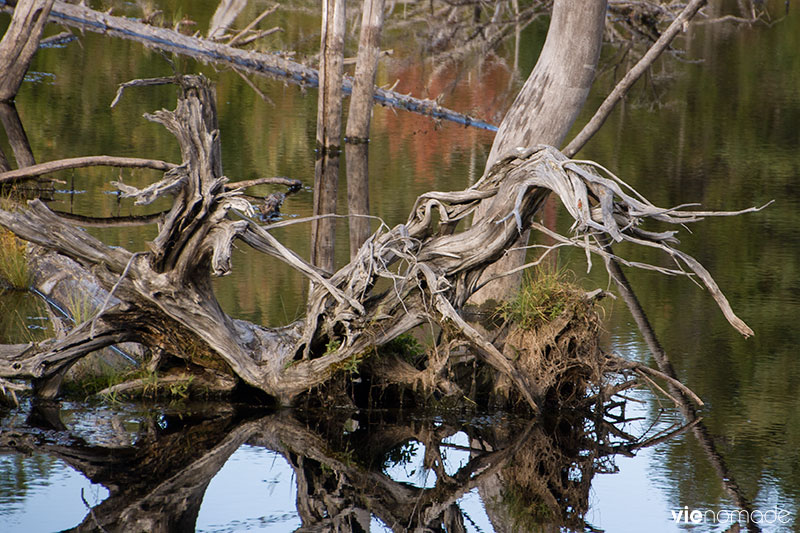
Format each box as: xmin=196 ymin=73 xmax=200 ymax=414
xmin=498 ymin=264 xmax=580 ymax=330
xmin=0 ymin=229 xmax=29 ymax=290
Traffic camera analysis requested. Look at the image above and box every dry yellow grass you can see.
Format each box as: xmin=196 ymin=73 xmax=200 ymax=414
xmin=0 ymin=228 xmax=29 ymax=289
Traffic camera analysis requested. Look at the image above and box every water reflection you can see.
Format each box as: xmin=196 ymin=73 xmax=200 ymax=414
xmin=0 ymin=398 xmax=689 ymax=532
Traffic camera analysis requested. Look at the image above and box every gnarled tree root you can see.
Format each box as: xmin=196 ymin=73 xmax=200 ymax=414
xmin=0 ymin=75 xmax=760 ymax=411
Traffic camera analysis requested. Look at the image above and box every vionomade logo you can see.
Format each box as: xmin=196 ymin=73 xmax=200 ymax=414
xmin=670 ymin=506 xmax=792 ymax=526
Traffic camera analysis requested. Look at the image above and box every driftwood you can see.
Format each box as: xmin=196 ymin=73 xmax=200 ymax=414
xmin=0 ymin=74 xmax=760 ymax=408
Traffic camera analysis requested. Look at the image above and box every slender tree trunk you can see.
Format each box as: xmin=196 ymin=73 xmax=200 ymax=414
xmin=311 ymin=0 xmax=347 ymax=274
xmin=470 ymin=0 xmax=608 ymax=305
xmin=0 ymin=0 xmax=54 ymax=102
xmin=345 ymin=0 xmax=385 ymax=258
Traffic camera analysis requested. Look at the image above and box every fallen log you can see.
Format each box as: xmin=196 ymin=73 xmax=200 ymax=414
xmin=0 ymin=0 xmax=497 ymax=131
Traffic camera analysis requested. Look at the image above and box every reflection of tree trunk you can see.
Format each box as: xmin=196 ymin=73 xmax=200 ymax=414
xmin=0 ymin=391 xmax=688 ymax=532
xmin=0 ymin=0 xmax=40 ymax=175
xmin=345 ymin=143 xmax=370 ymax=259
xmin=0 ymin=404 xmax=246 ymax=533
xmin=0 ymin=101 xmax=36 ymax=168
xmin=469 ymin=0 xmax=607 ymax=304
xmin=0 ymin=0 xmax=54 ymax=102
xmin=311 ymin=0 xmax=346 ymax=274
xmin=312 ymin=152 xmax=340 ymax=274
xmin=344 ymin=0 xmax=385 ymax=258
xmin=606 ymin=255 xmax=762 ymax=531
xmin=0 ymin=144 xmax=9 ymax=172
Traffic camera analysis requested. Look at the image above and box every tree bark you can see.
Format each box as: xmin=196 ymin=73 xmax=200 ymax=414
xmin=0 ymin=0 xmax=54 ymax=102
xmin=311 ymin=0 xmax=347 ymax=274
xmin=345 ymin=0 xmax=385 ymax=258
xmin=470 ymin=0 xmax=608 ymax=305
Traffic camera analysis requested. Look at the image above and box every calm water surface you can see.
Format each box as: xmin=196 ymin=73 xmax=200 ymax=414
xmin=1 ymin=1 xmax=799 ymax=531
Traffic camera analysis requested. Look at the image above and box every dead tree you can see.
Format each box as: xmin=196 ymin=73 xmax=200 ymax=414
xmin=0 ymin=72 xmax=762 ymax=409
xmin=311 ymin=0 xmax=347 ymax=274
xmin=470 ymin=0 xmax=609 ymax=304
xmin=345 ymin=0 xmax=385 ymax=257
xmin=0 ymin=0 xmax=54 ymax=102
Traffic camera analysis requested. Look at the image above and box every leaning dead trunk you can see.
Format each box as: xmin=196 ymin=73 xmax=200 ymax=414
xmin=470 ymin=0 xmax=608 ymax=304
xmin=0 ymin=0 xmax=54 ymax=102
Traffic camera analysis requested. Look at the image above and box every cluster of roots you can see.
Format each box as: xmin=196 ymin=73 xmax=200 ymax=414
xmin=301 ymin=282 xmax=607 ymax=413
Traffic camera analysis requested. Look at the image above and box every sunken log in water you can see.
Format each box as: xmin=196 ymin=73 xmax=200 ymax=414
xmin=0 ymin=74 xmax=763 ymax=409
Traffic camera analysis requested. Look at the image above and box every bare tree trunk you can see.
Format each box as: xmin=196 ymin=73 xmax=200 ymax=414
xmin=0 ymin=0 xmax=54 ymax=102
xmin=469 ymin=0 xmax=607 ymax=305
xmin=311 ymin=0 xmax=347 ymax=274
xmin=345 ymin=0 xmax=385 ymax=258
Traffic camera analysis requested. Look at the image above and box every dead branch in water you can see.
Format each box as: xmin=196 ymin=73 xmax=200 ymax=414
xmin=0 ymin=0 xmax=496 ymax=131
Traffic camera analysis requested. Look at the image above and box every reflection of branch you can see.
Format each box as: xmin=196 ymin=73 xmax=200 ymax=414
xmin=1 ymin=401 xmax=683 ymax=533
xmin=2 ymin=404 xmax=249 ymax=533
xmin=603 ymin=250 xmax=763 ymax=533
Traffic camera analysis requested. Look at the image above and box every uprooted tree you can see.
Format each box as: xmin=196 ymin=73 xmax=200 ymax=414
xmin=0 ymin=72 xmax=761 ymax=410
xmin=0 ymin=0 xmax=767 ymax=410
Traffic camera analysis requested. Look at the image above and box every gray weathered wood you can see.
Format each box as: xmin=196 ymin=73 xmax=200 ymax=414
xmin=344 ymin=0 xmax=385 ymax=258
xmin=0 ymin=0 xmax=54 ymax=102
xmin=345 ymin=0 xmax=385 ymax=141
xmin=0 ymin=155 xmax=175 ymax=184
xmin=0 ymin=76 xmax=757 ymax=408
xmin=311 ymin=0 xmax=346 ymax=274
xmin=470 ymin=0 xmax=608 ymax=304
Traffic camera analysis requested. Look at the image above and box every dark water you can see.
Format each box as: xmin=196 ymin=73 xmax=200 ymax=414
xmin=1 ymin=1 xmax=800 ymax=531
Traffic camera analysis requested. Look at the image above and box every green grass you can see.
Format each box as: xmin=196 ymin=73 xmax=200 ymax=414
xmin=65 ymin=290 xmax=97 ymax=325
xmin=498 ymin=264 xmax=580 ymax=330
